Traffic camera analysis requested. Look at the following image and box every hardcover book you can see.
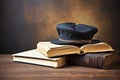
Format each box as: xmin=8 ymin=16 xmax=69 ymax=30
xmin=37 ymin=42 xmax=114 ymax=57
xmin=68 ymin=52 xmax=120 ymax=69
xmin=12 ymin=49 xmax=66 ymax=68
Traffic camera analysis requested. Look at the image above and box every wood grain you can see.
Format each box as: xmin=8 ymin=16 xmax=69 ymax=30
xmin=0 ymin=54 xmax=120 ymax=80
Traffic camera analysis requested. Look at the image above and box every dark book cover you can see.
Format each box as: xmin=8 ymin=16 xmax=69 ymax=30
xmin=68 ymin=52 xmax=120 ymax=69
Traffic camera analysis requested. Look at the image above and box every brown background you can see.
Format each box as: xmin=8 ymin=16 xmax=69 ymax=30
xmin=0 ymin=0 xmax=120 ymax=53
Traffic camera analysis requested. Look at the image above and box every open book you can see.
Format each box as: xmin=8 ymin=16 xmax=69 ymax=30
xmin=37 ymin=42 xmax=114 ymax=57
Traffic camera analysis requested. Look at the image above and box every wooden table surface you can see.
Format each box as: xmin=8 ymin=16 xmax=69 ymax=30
xmin=0 ymin=54 xmax=120 ymax=80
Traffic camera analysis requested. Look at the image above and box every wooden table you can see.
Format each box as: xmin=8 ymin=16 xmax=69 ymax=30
xmin=0 ymin=54 xmax=120 ymax=80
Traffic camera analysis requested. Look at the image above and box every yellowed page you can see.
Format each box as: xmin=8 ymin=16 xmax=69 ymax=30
xmin=80 ymin=42 xmax=114 ymax=53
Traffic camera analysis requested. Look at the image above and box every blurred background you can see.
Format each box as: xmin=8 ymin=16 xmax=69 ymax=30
xmin=0 ymin=0 xmax=120 ymax=53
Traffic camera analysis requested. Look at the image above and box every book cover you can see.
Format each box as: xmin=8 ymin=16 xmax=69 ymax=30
xmin=68 ymin=52 xmax=120 ymax=69
xmin=12 ymin=49 xmax=66 ymax=68
xmin=37 ymin=41 xmax=114 ymax=57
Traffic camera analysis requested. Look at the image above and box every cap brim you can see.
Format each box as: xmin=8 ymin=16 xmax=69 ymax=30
xmin=50 ymin=39 xmax=100 ymax=45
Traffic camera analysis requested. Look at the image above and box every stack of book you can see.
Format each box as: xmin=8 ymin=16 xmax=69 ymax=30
xmin=12 ymin=41 xmax=120 ymax=69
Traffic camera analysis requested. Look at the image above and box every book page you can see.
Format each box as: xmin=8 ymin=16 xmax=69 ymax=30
xmin=37 ymin=42 xmax=77 ymax=50
xmin=80 ymin=42 xmax=114 ymax=53
xmin=37 ymin=42 xmax=80 ymax=57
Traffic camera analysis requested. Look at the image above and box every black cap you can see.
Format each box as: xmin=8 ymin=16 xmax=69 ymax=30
xmin=51 ymin=22 xmax=99 ymax=45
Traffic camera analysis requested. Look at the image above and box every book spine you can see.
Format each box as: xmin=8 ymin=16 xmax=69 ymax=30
xmin=68 ymin=54 xmax=104 ymax=69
